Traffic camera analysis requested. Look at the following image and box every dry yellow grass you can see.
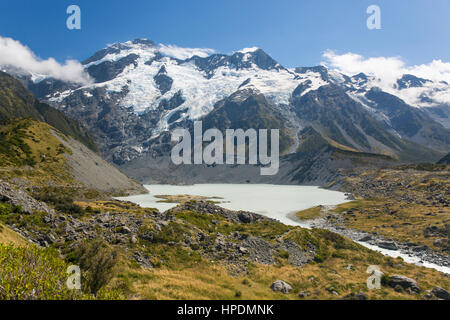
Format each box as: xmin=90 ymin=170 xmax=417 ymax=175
xmin=296 ymin=206 xmax=324 ymax=220
xmin=0 ymin=223 xmax=29 ymax=246
xmin=330 ymin=200 xmax=449 ymax=254
xmin=116 ymin=251 xmax=449 ymax=300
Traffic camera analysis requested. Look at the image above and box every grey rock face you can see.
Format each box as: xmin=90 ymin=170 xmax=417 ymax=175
xmin=154 ymin=65 xmax=173 ymax=95
xmin=396 ymin=74 xmax=430 ymax=90
xmin=87 ymin=54 xmax=139 ymax=83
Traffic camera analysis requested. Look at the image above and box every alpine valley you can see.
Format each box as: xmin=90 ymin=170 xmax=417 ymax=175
xmin=0 ymin=38 xmax=449 ymax=301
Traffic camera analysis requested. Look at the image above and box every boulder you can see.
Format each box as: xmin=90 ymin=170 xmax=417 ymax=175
xmin=358 ymin=235 xmax=372 ymax=242
xmin=389 ymin=275 xmax=420 ymax=294
xmin=237 ymin=212 xmax=255 ymax=223
xmin=298 ymin=291 xmax=311 ymax=298
xmin=120 ymin=226 xmax=132 ymax=234
xmin=238 ymin=246 xmax=249 ymax=254
xmin=270 ymin=280 xmax=292 ymax=294
xmin=432 ymin=286 xmax=450 ymax=300
xmin=377 ymin=241 xmax=398 ymax=250
xmin=412 ymin=245 xmax=428 ymax=252
xmin=343 ymin=292 xmax=367 ymax=300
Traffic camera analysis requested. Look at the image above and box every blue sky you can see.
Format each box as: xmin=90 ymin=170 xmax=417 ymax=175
xmin=1 ymin=0 xmax=449 ymax=67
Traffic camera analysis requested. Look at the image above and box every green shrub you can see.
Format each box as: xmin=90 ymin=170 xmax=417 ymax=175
xmin=55 ymin=202 xmax=83 ymax=217
xmin=0 ymin=243 xmax=123 ymax=300
xmin=381 ymin=274 xmax=391 ymax=286
xmin=69 ymin=239 xmax=120 ymax=295
xmin=279 ymin=250 xmax=290 ymax=259
xmin=34 ymin=192 xmax=84 ymax=217
xmin=0 ymin=203 xmax=11 ymax=215
xmin=314 ymin=254 xmax=325 ymax=263
xmin=0 ymin=243 xmax=88 ymax=300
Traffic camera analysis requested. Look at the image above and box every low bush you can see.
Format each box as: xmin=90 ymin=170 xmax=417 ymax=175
xmin=0 ymin=243 xmax=88 ymax=299
xmin=68 ymin=239 xmax=120 ymax=295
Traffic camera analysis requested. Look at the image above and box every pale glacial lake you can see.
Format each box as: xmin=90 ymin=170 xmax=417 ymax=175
xmin=116 ymin=184 xmax=349 ymax=225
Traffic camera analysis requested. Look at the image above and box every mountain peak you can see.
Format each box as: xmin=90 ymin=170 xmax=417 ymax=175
xmin=295 ymin=66 xmax=329 ymax=81
xmin=131 ymin=38 xmax=156 ymax=47
xmin=396 ymin=74 xmax=431 ymax=90
xmin=230 ymin=48 xmax=283 ymax=71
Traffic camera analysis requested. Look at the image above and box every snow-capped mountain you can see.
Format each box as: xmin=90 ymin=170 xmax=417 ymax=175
xmin=6 ymin=38 xmax=450 ymax=180
xmin=48 ymin=39 xmax=314 ymax=132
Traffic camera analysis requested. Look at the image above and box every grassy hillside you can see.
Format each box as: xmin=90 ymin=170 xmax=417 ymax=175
xmin=0 ymin=117 xmax=144 ymax=198
xmin=76 ymin=200 xmax=449 ymax=300
xmin=0 ymin=181 xmax=448 ymax=300
xmin=0 ymin=215 xmax=120 ymax=299
xmin=0 ymin=72 xmax=41 ymax=122
xmin=0 ymin=223 xmax=28 ymax=246
xmin=327 ymin=165 xmax=450 ymax=255
xmin=0 ymin=119 xmax=76 ymax=187
xmin=0 ymin=71 xmax=97 ymax=152
xmin=0 ymin=242 xmax=123 ymax=300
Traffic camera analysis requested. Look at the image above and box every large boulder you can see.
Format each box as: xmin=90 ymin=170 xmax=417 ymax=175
xmin=377 ymin=240 xmax=398 ymax=250
xmin=342 ymin=292 xmax=367 ymax=300
xmin=270 ymin=280 xmax=292 ymax=294
xmin=432 ymin=287 xmax=450 ymax=300
xmin=388 ymin=275 xmax=420 ymax=293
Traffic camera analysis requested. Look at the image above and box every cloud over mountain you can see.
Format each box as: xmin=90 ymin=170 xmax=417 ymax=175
xmin=0 ymin=36 xmax=91 ymax=84
xmin=158 ymin=44 xmax=215 ymax=60
xmin=323 ymin=50 xmax=450 ymax=85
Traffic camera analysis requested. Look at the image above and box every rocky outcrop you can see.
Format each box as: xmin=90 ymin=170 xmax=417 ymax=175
xmin=171 ymin=200 xmax=274 ymax=225
xmin=0 ymin=180 xmax=54 ymax=215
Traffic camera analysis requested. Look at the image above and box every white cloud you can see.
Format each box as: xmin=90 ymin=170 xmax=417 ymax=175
xmin=0 ymin=36 xmax=91 ymax=84
xmin=322 ymin=50 xmax=450 ymax=85
xmin=322 ymin=50 xmax=450 ymax=106
xmin=158 ymin=44 xmax=215 ymax=60
xmin=237 ymin=47 xmax=260 ymax=54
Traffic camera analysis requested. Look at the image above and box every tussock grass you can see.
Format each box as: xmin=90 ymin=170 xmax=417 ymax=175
xmin=0 ymin=223 xmax=29 ymax=246
xmin=295 ymin=206 xmax=323 ymax=220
